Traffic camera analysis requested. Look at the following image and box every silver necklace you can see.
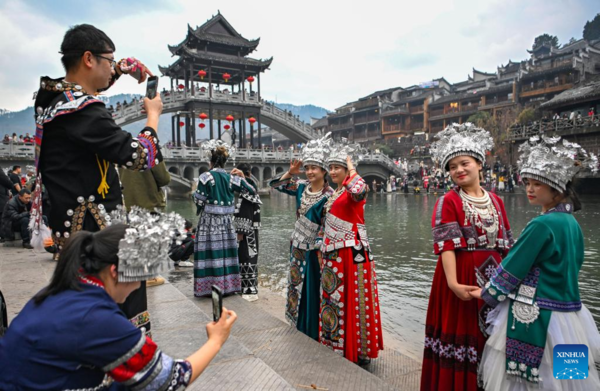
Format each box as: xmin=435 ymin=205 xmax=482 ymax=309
xmin=459 ymin=189 xmax=499 ymax=248
xmin=298 ymin=186 xmax=327 ymax=216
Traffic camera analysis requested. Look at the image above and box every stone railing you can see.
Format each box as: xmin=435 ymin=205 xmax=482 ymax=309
xmin=361 ymin=153 xmax=404 ymax=176
xmin=163 ymin=147 xmax=402 ymax=174
xmin=163 ymin=147 xmax=301 ymax=162
xmin=0 ymin=143 xmax=34 ymax=158
xmin=260 ymin=104 xmax=317 ymax=139
xmin=508 ymin=114 xmax=600 ymax=140
xmin=109 ymin=89 xmax=317 ymax=141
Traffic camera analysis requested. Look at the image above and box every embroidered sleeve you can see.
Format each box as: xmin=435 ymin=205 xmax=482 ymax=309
xmin=431 ymin=194 xmax=466 ymax=255
xmin=344 ymin=173 xmax=368 ymax=202
xmin=103 ymin=334 xmax=192 ymax=390
xmin=67 ymin=104 xmax=162 ymax=171
xmin=269 ymin=173 xmax=299 ymax=196
xmin=481 ymin=220 xmax=551 ymax=307
xmin=230 ymin=175 xmax=257 ymax=195
xmin=193 ymin=172 xmax=213 ymax=213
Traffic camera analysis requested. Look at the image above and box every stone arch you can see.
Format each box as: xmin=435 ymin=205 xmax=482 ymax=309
xmin=199 ymin=165 xmax=209 ymax=175
xmin=275 ymin=166 xmax=285 ymax=175
xmin=263 ymin=166 xmax=273 ymax=181
xmin=168 ymin=166 xmax=180 ymax=175
xmin=251 ymin=167 xmax=260 ymax=179
xmin=183 ymin=166 xmax=194 ymax=181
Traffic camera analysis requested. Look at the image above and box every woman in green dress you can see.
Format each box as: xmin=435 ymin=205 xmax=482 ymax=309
xmin=193 ymin=140 xmax=256 ymax=297
xmin=269 ymin=135 xmax=333 ymax=340
xmin=471 ymin=136 xmax=600 ymax=390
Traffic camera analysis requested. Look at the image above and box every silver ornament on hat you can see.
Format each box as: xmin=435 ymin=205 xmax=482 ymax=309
xmin=301 ymin=132 xmax=333 ymax=171
xmin=109 ymin=206 xmax=185 ymax=282
xmin=327 ymin=138 xmax=366 ymax=168
xmin=518 ymin=135 xmax=598 ymax=192
xmin=431 ymin=123 xmax=494 ymax=171
xmin=201 ymin=139 xmax=236 ymax=159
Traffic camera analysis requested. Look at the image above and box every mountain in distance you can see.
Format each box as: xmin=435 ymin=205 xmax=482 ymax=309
xmin=0 ymin=94 xmax=329 ymax=143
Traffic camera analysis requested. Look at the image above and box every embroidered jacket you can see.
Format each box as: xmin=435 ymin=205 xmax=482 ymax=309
xmin=193 ymin=168 xmax=256 ymax=215
xmin=480 ymin=203 xmax=584 ymax=383
xmin=269 ymin=174 xmax=333 ymax=250
xmin=322 ymin=173 xmax=370 ymax=252
xmin=481 ymin=203 xmax=583 ymax=311
xmin=234 ymin=178 xmax=262 ymax=235
xmin=431 ymin=188 xmax=514 ymax=255
xmin=0 ymin=276 xmax=191 ymax=390
xmin=33 ymin=77 xmax=162 ymax=249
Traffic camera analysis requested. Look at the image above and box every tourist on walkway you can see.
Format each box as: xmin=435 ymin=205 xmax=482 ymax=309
xmin=8 ymin=165 xmax=21 ymax=196
xmin=320 ymin=144 xmax=383 ymax=365
xmin=233 ymin=163 xmax=262 ymax=302
xmin=0 ymin=210 xmax=237 ymax=390
xmin=32 ymin=24 xmax=162 ymax=334
xmin=192 ymin=140 xmax=256 ymax=297
xmin=471 ymin=136 xmax=600 ymax=389
xmin=0 ymin=168 xmax=13 ymax=241
xmin=269 ymin=134 xmax=333 ymax=340
xmin=421 ymin=123 xmax=514 ymax=391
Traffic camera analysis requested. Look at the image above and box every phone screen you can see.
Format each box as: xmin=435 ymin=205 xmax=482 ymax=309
xmin=146 ymin=76 xmax=158 ymax=99
xmin=212 ymin=286 xmax=222 ymax=322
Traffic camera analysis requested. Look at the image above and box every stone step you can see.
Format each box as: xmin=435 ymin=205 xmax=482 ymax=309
xmin=148 ymin=274 xmax=420 ymax=390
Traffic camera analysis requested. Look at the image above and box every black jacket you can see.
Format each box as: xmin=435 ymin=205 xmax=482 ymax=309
xmin=1 ymin=197 xmax=31 ymax=239
xmin=0 ymin=170 xmax=12 ymax=215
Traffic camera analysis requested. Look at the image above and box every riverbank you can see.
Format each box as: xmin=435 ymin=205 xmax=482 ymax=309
xmin=1 ymin=247 xmax=421 ymax=390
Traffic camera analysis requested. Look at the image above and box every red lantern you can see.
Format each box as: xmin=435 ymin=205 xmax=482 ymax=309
xmin=223 ymin=72 xmax=231 ymax=82
xmin=197 ymin=70 xmax=207 ymax=80
xmin=199 ymin=123 xmax=206 ymax=129
xmin=224 ymin=124 xmax=231 ymax=130
xmin=178 ymin=84 xmax=184 ymax=90
xmin=179 ymin=121 xmax=184 ymax=127
xmin=225 ymin=114 xmax=234 ymax=122
xmin=248 ymin=117 xmax=256 ymax=125
xmin=246 ymin=76 xmax=255 ymax=83
xmin=199 ymin=112 xmax=208 ymax=120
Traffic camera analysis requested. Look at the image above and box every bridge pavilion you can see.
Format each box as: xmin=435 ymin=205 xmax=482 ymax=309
xmin=159 ymin=12 xmax=272 ymax=148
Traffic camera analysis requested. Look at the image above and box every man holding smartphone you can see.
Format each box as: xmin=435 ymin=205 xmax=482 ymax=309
xmin=32 ymin=24 xmax=163 ymax=335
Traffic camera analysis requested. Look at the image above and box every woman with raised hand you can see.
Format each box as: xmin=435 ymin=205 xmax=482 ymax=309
xmin=269 ymin=134 xmax=334 ymax=340
xmin=471 ymin=136 xmax=600 ymax=390
xmin=193 ymin=140 xmax=256 ymax=297
xmin=320 ymin=143 xmax=383 ymax=366
xmin=0 ymin=210 xmax=237 ymax=390
xmin=420 ymin=123 xmax=514 ymax=391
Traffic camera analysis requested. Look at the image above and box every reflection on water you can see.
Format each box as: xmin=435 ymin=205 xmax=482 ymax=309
xmin=167 ymin=191 xmax=600 ymax=360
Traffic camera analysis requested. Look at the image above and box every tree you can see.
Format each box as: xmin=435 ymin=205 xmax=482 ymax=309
xmin=517 ymin=108 xmax=536 ymax=125
xmin=532 ymin=33 xmax=559 ymax=50
xmin=370 ymin=143 xmax=394 ymax=158
xmin=583 ymin=13 xmax=600 ymax=41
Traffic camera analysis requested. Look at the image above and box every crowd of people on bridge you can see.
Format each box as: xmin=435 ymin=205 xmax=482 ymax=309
xmin=1 ymin=22 xmax=600 ymax=391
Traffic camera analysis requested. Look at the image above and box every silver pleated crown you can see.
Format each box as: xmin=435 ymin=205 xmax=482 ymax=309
xmin=201 ymin=139 xmax=236 ymax=159
xmin=431 ymin=123 xmax=494 ymax=170
xmin=519 ymin=136 xmax=598 ymax=192
xmin=327 ymin=138 xmax=366 ymax=168
xmin=302 ymin=132 xmax=333 ymax=171
xmin=109 ymin=206 xmax=186 ymax=282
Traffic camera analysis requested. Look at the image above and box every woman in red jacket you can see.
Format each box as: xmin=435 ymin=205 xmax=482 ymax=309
xmin=320 ymin=142 xmax=383 ymax=366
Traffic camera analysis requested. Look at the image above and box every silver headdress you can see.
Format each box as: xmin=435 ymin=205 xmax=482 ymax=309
xmin=301 ymin=132 xmax=333 ymax=171
xmin=431 ymin=123 xmax=494 ymax=171
xmin=327 ymin=138 xmax=366 ymax=168
xmin=201 ymin=139 xmax=236 ymax=159
xmin=518 ymin=136 xmax=598 ymax=192
xmin=109 ymin=206 xmax=186 ymax=282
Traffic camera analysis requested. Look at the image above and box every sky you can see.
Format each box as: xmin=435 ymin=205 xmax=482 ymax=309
xmin=0 ymin=0 xmax=597 ymax=112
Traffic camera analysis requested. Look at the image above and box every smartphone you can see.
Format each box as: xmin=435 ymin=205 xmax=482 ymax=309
xmin=211 ymin=285 xmax=223 ymax=322
xmin=146 ymin=76 xmax=158 ymax=99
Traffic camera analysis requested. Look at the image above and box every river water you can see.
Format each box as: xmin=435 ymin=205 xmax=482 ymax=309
xmin=166 ymin=192 xmax=600 ymax=360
